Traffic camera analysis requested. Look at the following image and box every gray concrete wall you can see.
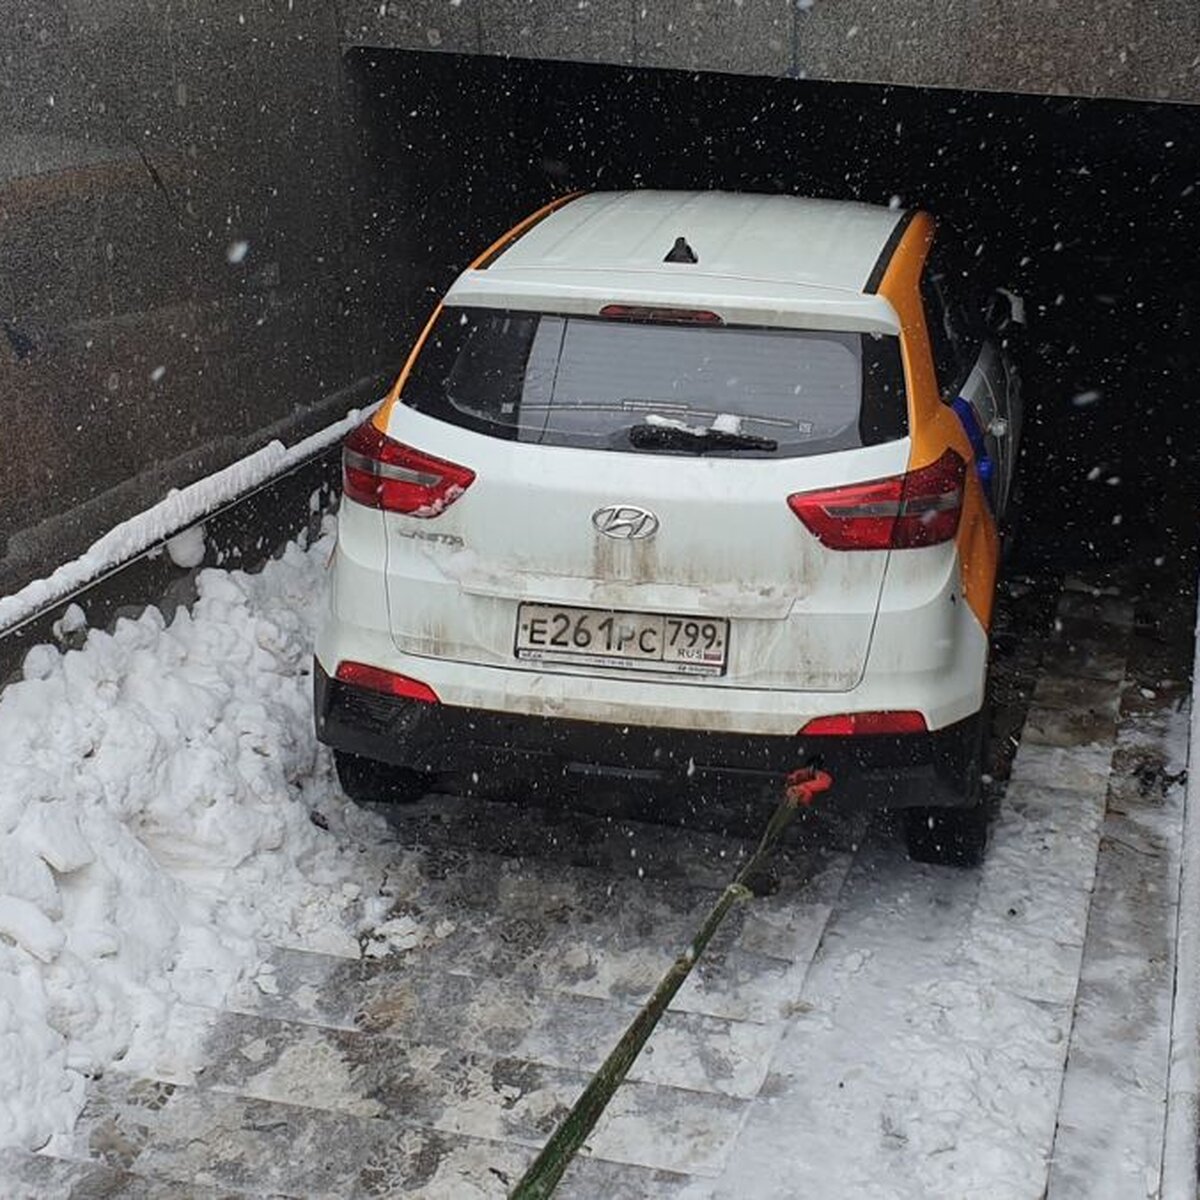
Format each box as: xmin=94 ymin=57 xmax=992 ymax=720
xmin=0 ymin=1 xmax=396 ymax=598
xmin=344 ymin=0 xmax=1200 ymax=104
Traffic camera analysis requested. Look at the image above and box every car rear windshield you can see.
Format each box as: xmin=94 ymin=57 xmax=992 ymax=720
xmin=399 ymin=307 xmax=908 ymax=458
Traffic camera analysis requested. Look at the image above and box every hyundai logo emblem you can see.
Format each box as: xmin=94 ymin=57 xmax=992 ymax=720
xmin=592 ymin=504 xmax=660 ymax=540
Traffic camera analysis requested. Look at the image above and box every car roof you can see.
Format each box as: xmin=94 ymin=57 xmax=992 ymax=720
xmin=447 ymin=191 xmax=912 ymax=333
xmin=493 ymin=191 xmax=905 ymax=292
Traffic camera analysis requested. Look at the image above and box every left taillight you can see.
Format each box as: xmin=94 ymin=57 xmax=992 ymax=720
xmin=342 ymin=420 xmax=475 ymax=516
xmin=335 ymin=661 xmax=440 ymax=704
xmin=788 ymin=449 xmax=966 ymax=551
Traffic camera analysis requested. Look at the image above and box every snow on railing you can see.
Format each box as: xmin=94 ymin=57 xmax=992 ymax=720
xmin=0 ymin=406 xmax=373 ymax=636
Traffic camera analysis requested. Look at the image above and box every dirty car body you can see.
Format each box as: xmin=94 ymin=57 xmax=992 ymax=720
xmin=314 ymin=191 xmax=1022 ymax=865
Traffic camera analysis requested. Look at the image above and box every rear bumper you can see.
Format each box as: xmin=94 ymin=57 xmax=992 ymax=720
xmin=313 ymin=660 xmax=974 ymax=810
xmin=326 ymin=497 xmax=990 ymax=736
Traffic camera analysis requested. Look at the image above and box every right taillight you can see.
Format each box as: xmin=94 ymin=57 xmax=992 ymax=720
xmin=342 ymin=420 xmax=475 ymax=516
xmin=799 ymin=711 xmax=928 ymax=736
xmin=787 ymin=449 xmax=966 ymax=550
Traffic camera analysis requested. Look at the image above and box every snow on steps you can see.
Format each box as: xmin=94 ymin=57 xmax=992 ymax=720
xmin=0 ymin=808 xmax=855 ymax=1196
xmin=1046 ymin=593 xmax=1190 ymax=1200
xmin=689 ymin=585 xmax=1139 ymax=1200
xmin=3 ymin=559 xmax=1191 ymax=1198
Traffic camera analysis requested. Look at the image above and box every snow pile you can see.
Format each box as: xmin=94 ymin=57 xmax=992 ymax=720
xmin=0 ymin=522 xmax=391 ymax=1152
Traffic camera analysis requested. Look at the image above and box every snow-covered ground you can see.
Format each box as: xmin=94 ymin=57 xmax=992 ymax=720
xmin=0 ymin=518 xmax=1193 ymax=1198
xmin=0 ymin=520 xmax=401 ymax=1152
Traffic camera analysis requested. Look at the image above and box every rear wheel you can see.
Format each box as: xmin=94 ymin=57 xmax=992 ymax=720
xmin=333 ymin=750 xmax=429 ymax=804
xmin=903 ymin=710 xmax=990 ymax=868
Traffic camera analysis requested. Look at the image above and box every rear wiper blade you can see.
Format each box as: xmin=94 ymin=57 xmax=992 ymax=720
xmin=626 ymin=423 xmax=778 ymax=453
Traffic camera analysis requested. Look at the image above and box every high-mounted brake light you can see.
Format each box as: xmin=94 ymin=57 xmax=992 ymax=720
xmin=599 ymin=304 xmax=723 ymax=325
xmin=342 ymin=421 xmax=475 ymax=516
xmin=788 ymin=449 xmax=966 ymax=551
xmin=335 ymin=661 xmax=440 ymax=704
xmin=799 ymin=711 xmax=928 ymax=736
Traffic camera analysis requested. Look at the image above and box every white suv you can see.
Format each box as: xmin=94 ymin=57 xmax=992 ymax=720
xmin=315 ymin=191 xmax=1021 ymax=866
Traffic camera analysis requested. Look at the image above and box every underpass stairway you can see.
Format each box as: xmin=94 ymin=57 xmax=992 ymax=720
xmin=1 ymin=574 xmax=1191 ymax=1198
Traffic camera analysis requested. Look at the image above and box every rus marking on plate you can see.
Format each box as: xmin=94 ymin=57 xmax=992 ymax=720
xmin=592 ymin=504 xmax=660 ymax=540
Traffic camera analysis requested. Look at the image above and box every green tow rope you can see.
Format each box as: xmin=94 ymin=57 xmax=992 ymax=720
xmin=509 ymin=767 xmax=832 ymax=1200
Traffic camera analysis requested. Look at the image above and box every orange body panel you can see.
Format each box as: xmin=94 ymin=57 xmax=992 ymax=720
xmin=373 ymin=303 xmax=443 ymax=433
xmin=877 ymin=213 xmax=1000 ymax=631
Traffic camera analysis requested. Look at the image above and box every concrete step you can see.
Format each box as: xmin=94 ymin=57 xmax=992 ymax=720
xmin=0 ymin=1148 xmax=250 ymax=1200
xmin=49 ymin=1061 xmax=720 ymax=1195
xmin=1046 ymin=650 xmax=1190 ymax=1197
xmin=691 ymin=586 xmax=1134 ymax=1198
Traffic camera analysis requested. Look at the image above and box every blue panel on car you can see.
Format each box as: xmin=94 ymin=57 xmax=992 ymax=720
xmin=950 ymin=396 xmax=994 ymax=509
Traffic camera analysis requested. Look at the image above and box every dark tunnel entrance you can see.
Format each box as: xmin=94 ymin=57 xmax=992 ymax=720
xmin=346 ymin=48 xmax=1200 ymax=593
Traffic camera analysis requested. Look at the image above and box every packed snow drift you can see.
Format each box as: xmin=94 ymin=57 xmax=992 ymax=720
xmin=0 ymin=521 xmax=392 ymax=1151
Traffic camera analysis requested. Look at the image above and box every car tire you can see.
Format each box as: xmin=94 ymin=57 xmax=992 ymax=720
xmin=903 ymin=710 xmax=990 ymax=868
xmin=333 ymin=750 xmax=429 ymax=804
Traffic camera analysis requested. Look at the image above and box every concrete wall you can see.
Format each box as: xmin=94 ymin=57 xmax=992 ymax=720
xmin=0 ymin=1 xmax=395 ymax=598
xmin=344 ymin=1 xmax=1200 ymax=104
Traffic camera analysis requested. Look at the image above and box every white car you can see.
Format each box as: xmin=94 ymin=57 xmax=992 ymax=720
xmin=315 ymin=191 xmax=1021 ymax=866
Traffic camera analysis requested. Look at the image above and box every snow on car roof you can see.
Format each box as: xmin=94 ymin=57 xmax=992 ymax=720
xmin=484 ymin=190 xmax=907 ymax=295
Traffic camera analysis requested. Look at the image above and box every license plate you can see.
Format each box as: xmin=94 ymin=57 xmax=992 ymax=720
xmin=515 ymin=603 xmax=729 ymax=676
